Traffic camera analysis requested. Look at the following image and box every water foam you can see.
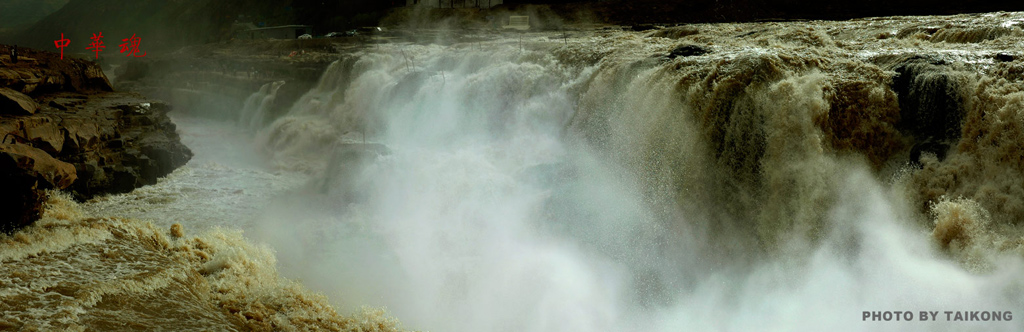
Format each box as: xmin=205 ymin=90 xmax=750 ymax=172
xmin=248 ymin=15 xmax=1024 ymax=331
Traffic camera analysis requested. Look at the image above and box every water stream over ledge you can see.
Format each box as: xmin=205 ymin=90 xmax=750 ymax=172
xmin=6 ymin=11 xmax=1024 ymax=331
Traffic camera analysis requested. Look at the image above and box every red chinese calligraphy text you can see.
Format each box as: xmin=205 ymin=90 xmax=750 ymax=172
xmin=119 ymin=34 xmax=146 ymax=57
xmin=54 ymin=33 xmax=70 ymax=59
xmin=87 ymin=32 xmax=105 ymax=59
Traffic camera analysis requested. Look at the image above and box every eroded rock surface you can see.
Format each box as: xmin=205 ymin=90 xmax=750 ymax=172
xmin=1 ymin=45 xmax=192 ymax=233
xmin=0 ymin=87 xmax=39 ymax=115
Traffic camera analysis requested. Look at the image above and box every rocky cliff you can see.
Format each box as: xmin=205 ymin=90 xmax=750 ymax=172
xmin=110 ymin=38 xmax=338 ymax=124
xmin=0 ymin=45 xmax=191 ymax=233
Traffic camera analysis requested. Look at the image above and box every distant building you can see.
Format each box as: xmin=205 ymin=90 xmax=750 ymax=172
xmin=405 ymin=0 xmax=504 ymax=8
xmin=236 ymin=25 xmax=314 ymax=40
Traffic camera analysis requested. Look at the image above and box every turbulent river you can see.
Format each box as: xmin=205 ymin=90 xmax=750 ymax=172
xmin=5 ymin=11 xmax=1024 ymax=331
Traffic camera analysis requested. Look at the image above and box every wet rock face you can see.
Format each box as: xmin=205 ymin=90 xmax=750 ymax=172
xmin=54 ymin=96 xmax=193 ymax=199
xmin=0 ymin=143 xmax=77 ymax=233
xmin=994 ymin=53 xmax=1016 ymax=62
xmin=0 ymin=54 xmax=112 ymax=95
xmin=0 ymin=45 xmax=192 ymax=232
xmin=667 ymin=44 xmax=711 ymax=59
xmin=0 ymin=181 xmax=44 ymax=234
xmin=0 ymin=144 xmax=77 ymax=189
xmin=889 ymin=56 xmax=966 ymax=161
xmin=0 ymin=87 xmax=40 ymax=115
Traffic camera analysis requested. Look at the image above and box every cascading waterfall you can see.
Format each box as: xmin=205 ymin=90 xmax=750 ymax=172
xmin=240 ymin=80 xmax=287 ymax=131
xmin=6 ymin=12 xmax=1024 ymax=332
xmin=250 ymin=15 xmax=1024 ymax=332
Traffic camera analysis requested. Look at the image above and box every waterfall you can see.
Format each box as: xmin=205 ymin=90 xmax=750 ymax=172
xmin=7 ymin=12 xmax=1024 ymax=332
xmin=248 ymin=20 xmax=1024 ymax=331
xmin=240 ymin=80 xmax=286 ymax=131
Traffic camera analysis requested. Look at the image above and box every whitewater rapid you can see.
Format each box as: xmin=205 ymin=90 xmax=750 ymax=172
xmin=243 ymin=12 xmax=1024 ymax=331
xmin=5 ymin=11 xmax=1024 ymax=332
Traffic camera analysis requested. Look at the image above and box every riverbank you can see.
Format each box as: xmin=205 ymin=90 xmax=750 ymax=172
xmin=5 ymin=10 xmax=1024 ymax=331
xmin=0 ymin=45 xmax=191 ymax=232
xmin=0 ymin=43 xmax=406 ymax=331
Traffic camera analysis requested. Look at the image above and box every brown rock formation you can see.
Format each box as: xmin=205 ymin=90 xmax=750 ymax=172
xmin=0 ymin=143 xmax=77 ymax=232
xmin=1 ymin=45 xmax=192 ymax=233
xmin=0 ymin=143 xmax=77 ymax=188
xmin=0 ymin=87 xmax=39 ymax=115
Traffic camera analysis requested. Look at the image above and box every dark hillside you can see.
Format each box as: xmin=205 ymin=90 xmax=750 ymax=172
xmin=9 ymin=0 xmax=291 ymax=52
xmin=0 ymin=0 xmax=68 ymax=28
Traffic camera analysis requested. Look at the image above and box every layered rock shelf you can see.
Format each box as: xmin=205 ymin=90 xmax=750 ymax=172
xmin=1 ymin=45 xmax=192 ymax=233
xmin=111 ymin=39 xmax=339 ymax=121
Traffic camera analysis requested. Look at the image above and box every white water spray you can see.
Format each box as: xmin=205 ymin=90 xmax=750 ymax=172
xmin=247 ymin=33 xmax=1024 ymax=332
